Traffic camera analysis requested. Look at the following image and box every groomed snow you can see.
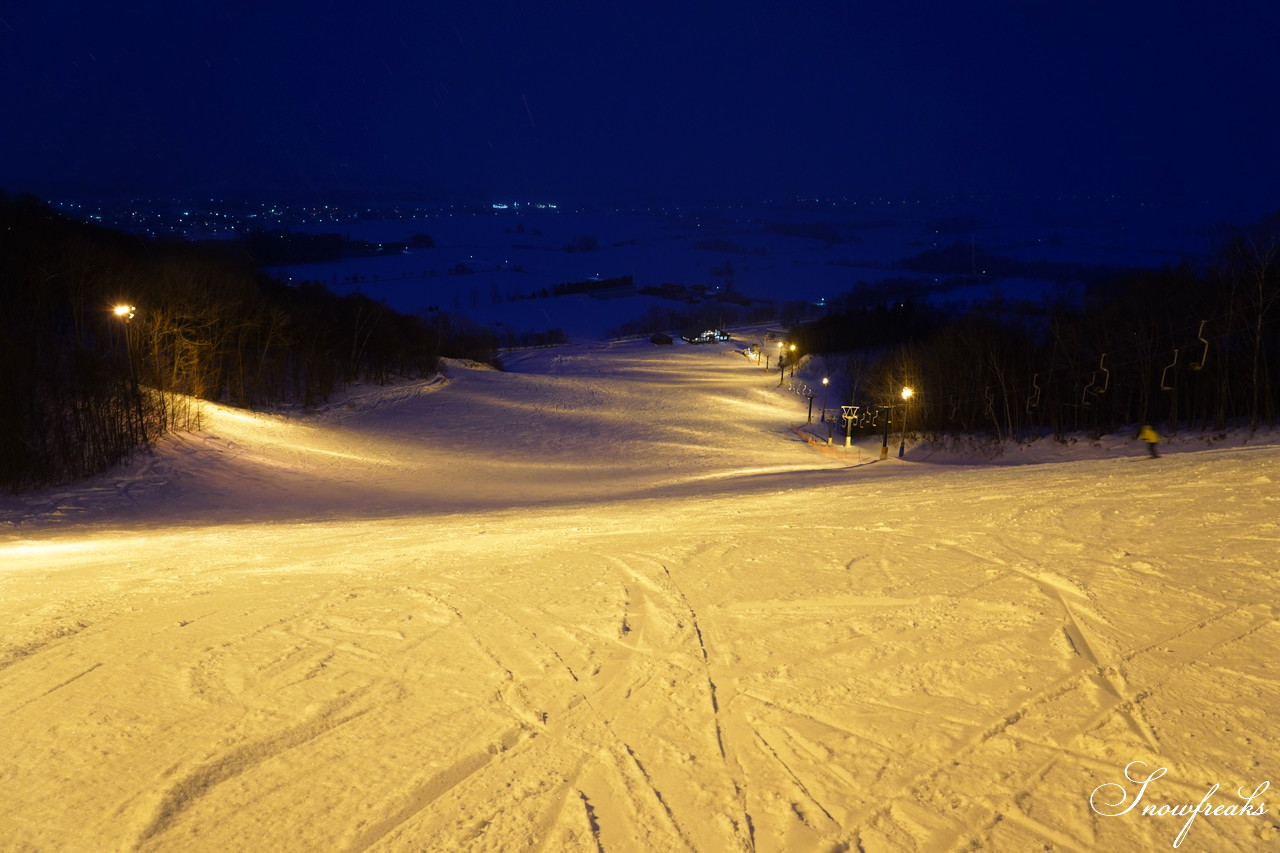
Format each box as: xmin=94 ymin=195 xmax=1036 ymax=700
xmin=1 ymin=336 xmax=1277 ymax=852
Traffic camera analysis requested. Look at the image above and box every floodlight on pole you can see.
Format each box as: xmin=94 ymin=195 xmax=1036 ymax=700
xmin=899 ymin=386 xmax=914 ymax=457
xmin=113 ymin=303 xmax=145 ymax=443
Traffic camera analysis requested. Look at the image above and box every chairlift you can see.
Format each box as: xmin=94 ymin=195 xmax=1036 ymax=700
xmin=1160 ymin=349 xmax=1179 ymax=391
xmin=1092 ymin=353 xmax=1110 ymax=394
xmin=1189 ymin=320 xmax=1208 ymax=371
xmin=1026 ymin=373 xmax=1041 ymax=412
xmin=983 ymin=386 xmax=995 ymax=419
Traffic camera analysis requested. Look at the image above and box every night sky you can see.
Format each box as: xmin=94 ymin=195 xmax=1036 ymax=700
xmin=2 ymin=1 xmax=1277 ymax=214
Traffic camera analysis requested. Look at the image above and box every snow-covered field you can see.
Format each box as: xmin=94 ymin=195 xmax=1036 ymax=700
xmin=2 ymin=337 xmax=1277 ymax=852
xmin=268 ymin=197 xmax=1218 ymax=338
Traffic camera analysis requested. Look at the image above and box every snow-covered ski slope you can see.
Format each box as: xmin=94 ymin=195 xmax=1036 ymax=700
xmin=2 ymin=336 xmax=1277 ymax=852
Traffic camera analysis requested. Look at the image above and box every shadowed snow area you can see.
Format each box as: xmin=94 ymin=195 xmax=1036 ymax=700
xmin=1 ymin=338 xmax=1278 ymax=852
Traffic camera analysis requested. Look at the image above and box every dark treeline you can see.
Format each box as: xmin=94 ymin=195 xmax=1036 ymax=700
xmin=762 ymin=222 xmax=852 ymax=245
xmin=898 ymin=239 xmax=1131 ymax=284
xmin=1 ymin=193 xmax=492 ymax=491
xmin=550 ymin=274 xmax=633 ymax=297
xmin=238 ymin=229 xmax=427 ymax=266
xmin=789 ymin=212 xmax=1280 ymax=441
xmin=607 ymin=300 xmax=800 ymax=340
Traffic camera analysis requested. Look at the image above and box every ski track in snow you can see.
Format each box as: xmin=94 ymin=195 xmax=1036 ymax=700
xmin=1 ymin=338 xmax=1278 ymax=852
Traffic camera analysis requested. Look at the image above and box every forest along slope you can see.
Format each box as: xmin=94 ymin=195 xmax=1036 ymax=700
xmin=0 ymin=339 xmax=1277 ymax=853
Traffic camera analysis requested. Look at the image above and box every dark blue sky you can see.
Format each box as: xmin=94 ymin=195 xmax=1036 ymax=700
xmin=3 ymin=1 xmax=1277 ymax=214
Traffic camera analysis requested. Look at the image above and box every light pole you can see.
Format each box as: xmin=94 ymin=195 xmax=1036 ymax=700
xmin=880 ymin=405 xmax=891 ymax=459
xmin=114 ymin=305 xmax=137 ymax=382
xmin=114 ymin=304 xmax=146 ymax=443
xmin=821 ymin=377 xmax=830 ymax=422
xmin=777 ymin=342 xmax=785 ymax=386
xmin=898 ymin=386 xmax=914 ymax=458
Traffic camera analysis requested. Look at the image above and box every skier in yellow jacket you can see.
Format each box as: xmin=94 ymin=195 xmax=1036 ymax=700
xmin=1139 ymin=424 xmax=1160 ymax=458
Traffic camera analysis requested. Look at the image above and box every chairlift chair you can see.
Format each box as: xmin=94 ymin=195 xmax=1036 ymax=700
xmin=1092 ymin=353 xmax=1110 ymax=394
xmin=1160 ymin=349 xmax=1179 ymax=391
xmin=1189 ymin=320 xmax=1209 ymax=371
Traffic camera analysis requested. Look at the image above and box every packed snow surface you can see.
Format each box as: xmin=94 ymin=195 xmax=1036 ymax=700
xmin=2 ymin=337 xmax=1277 ymax=852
